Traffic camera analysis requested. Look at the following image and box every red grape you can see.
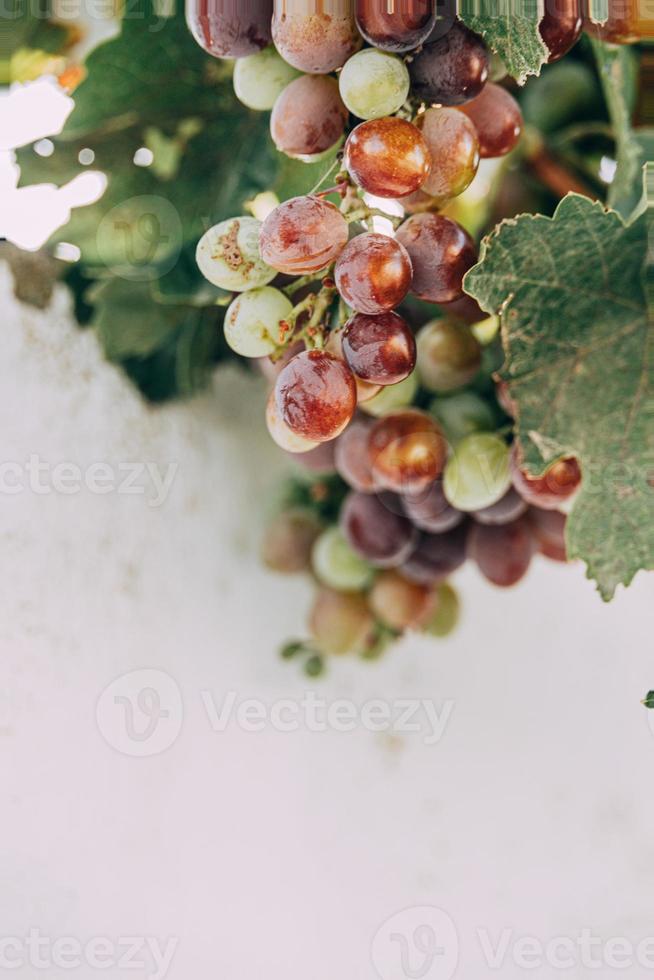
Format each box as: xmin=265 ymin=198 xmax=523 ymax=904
xmin=457 ymin=83 xmax=523 ymax=158
xmin=266 ymin=390 xmax=319 ymax=453
xmin=473 ymin=487 xmax=528 ymax=525
xmin=324 ymin=329 xmax=382 ymax=403
xmin=275 ymin=350 xmax=357 ymax=442
xmin=401 ymin=481 xmax=464 ymax=533
xmin=511 ymin=448 xmax=582 ymax=510
xmin=395 ymin=213 xmax=477 ymax=303
xmin=369 ymin=571 xmax=436 ymax=630
xmin=355 ymin=0 xmax=436 ymax=52
xmin=335 ymin=232 xmax=413 ymax=315
xmin=401 ymin=522 xmax=468 ymax=585
xmin=272 ymin=1 xmax=362 ymax=74
xmin=271 ymin=75 xmax=348 ymax=160
xmin=409 ymin=21 xmax=489 ymax=106
xmin=340 ymin=491 xmax=418 ymax=567
xmin=344 ymin=117 xmax=432 ymax=198
xmin=342 ymin=312 xmax=417 ymax=386
xmin=540 ymin=0 xmax=582 ymax=60
xmin=260 ymin=196 xmax=349 ymax=274
xmin=368 ymin=409 xmax=448 ymax=494
xmin=416 ymin=107 xmax=480 ymax=203
xmin=528 ymin=507 xmax=568 ymax=562
xmin=186 ymin=0 xmax=272 ymax=58
xmin=468 ymin=517 xmax=534 ymax=587
xmin=334 ymin=417 xmax=379 ymax=492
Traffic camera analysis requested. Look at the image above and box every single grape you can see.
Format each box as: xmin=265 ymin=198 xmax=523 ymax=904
xmin=369 ymin=571 xmax=436 ymax=630
xmin=342 ymin=312 xmax=416 ymax=386
xmin=416 ymin=320 xmax=481 ymax=393
xmin=395 ymin=213 xmax=477 ymax=303
xmin=430 ymin=390 xmax=496 ymax=444
xmin=368 ymin=409 xmax=448 ymax=495
xmin=356 ymin=0 xmax=436 ymax=51
xmin=272 ymin=1 xmax=362 ymax=74
xmin=540 ymin=0 xmax=582 ymax=61
xmin=423 ymin=581 xmax=461 ymax=637
xmin=511 ymin=449 xmax=582 ymax=510
xmin=233 ymin=46 xmax=301 ymax=110
xmin=401 ymin=523 xmax=468 ymax=585
xmin=401 ymin=481 xmax=463 ymax=533
xmin=473 ymin=487 xmax=528 ymax=525
xmin=224 ymin=286 xmax=292 ymax=357
xmin=334 ymin=417 xmax=379 ymax=493
xmin=271 ymin=74 xmax=348 ymax=160
xmin=359 ymin=371 xmax=419 ymax=417
xmin=275 ymin=349 xmax=357 ymax=442
xmin=409 ymin=21 xmax=489 ymax=106
xmin=443 ymin=432 xmax=511 ymax=512
xmin=287 ymin=439 xmax=337 ymax=475
xmin=259 ymin=196 xmax=349 ymax=274
xmin=340 ymin=491 xmax=418 ymax=568
xmin=262 ymin=508 xmax=323 ymax=573
xmin=312 ymin=526 xmax=374 ymax=591
xmin=344 ymin=117 xmax=432 ymax=198
xmin=324 ymin=329 xmax=383 ymax=404
xmin=338 ymin=47 xmax=410 ymax=119
xmin=416 ymin=107 xmax=480 ymax=203
xmin=335 ymin=232 xmax=412 ymax=315
xmin=196 ymin=216 xmax=275 ymax=291
xmin=266 ymin=390 xmax=319 ymax=453
xmin=309 ymin=587 xmax=375 ymax=655
xmin=468 ymin=517 xmax=534 ymax=588
xmin=527 ymin=507 xmax=568 ymax=562
xmin=186 ymin=0 xmax=272 ymax=58
xmin=457 ymin=83 xmax=523 ymax=158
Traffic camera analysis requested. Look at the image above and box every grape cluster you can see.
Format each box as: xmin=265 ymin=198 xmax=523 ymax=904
xmin=190 ymin=0 xmax=585 ymax=671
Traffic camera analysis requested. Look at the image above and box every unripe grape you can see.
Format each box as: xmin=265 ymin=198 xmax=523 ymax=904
xmin=275 ymin=350 xmax=357 ymax=442
xmin=271 ymin=75 xmax=348 ymax=160
xmin=224 ymin=286 xmax=292 ymax=357
xmin=355 ymin=0 xmax=436 ymax=52
xmin=416 ymin=107 xmax=480 ymax=203
xmin=260 ymin=196 xmax=349 ymax=274
xmin=430 ymin=390 xmax=496 ymax=444
xmin=262 ymin=508 xmax=323 ymax=573
xmin=309 ymin=587 xmax=375 ymax=655
xmin=335 ymin=232 xmax=413 ymax=315
xmin=369 ymin=571 xmax=436 ymax=630
xmin=396 ymin=213 xmax=477 ymax=303
xmin=511 ymin=448 xmax=581 ymax=510
xmin=272 ymin=0 xmax=362 ymax=74
xmin=338 ymin=48 xmax=410 ymax=119
xmin=409 ymin=21 xmax=489 ymax=106
xmin=457 ymin=83 xmax=523 ymax=158
xmin=344 ymin=117 xmax=432 ymax=198
xmin=312 ymin=526 xmax=374 ymax=591
xmin=196 ymin=216 xmax=275 ymax=291
xmin=416 ymin=320 xmax=481 ymax=393
xmin=233 ymin=46 xmax=301 ymax=110
xmin=423 ymin=581 xmax=460 ymax=637
xmin=359 ymin=371 xmax=419 ymax=417
xmin=342 ymin=312 xmax=417 ymax=386
xmin=368 ymin=409 xmax=448 ymax=495
xmin=186 ymin=0 xmax=272 ymax=59
xmin=443 ymin=432 xmax=511 ymax=512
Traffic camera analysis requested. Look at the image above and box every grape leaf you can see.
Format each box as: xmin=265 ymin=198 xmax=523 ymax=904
xmin=458 ymin=0 xmax=548 ymax=84
xmin=464 ymin=191 xmax=653 ymax=599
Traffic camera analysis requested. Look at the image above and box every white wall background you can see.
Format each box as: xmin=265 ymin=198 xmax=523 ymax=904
xmin=1 ymin=264 xmax=653 ymax=980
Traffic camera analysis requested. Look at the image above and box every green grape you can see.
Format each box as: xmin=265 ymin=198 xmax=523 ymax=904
xmin=338 ymin=48 xmax=410 ymax=120
xmin=424 ymin=582 xmax=461 ymax=638
xmin=359 ymin=370 xmax=418 ymax=417
xmin=312 ymin=526 xmax=374 ymax=592
xmin=196 ymin=216 xmax=275 ymax=292
xmin=224 ymin=286 xmax=292 ymax=357
xmin=416 ymin=320 xmax=481 ymax=393
xmin=443 ymin=432 xmax=511 ymax=512
xmin=309 ymin=587 xmax=375 ymax=656
xmin=233 ymin=47 xmax=301 ymax=111
xmin=429 ymin=390 xmax=496 ymax=445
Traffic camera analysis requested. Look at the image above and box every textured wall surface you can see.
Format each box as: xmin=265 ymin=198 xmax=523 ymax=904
xmin=1 ymin=263 xmax=653 ymax=980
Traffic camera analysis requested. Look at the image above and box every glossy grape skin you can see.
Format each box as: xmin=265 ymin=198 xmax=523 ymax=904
xmin=344 ymin=117 xmax=432 ymax=199
xmin=430 ymin=390 xmax=496 ymax=444
xmin=368 ymin=409 xmax=448 ymax=495
xmin=275 ymin=350 xmax=357 ymax=442
xmin=474 ymin=487 xmax=528 ymax=526
xmin=312 ymin=526 xmax=374 ymax=591
xmin=416 ymin=107 xmax=480 ymax=203
xmin=260 ymin=196 xmax=349 ymax=274
xmin=224 ymin=286 xmax=292 ymax=357
xmin=527 ymin=507 xmax=568 ymax=562
xmin=511 ymin=449 xmax=582 ymax=510
xmin=423 ymin=581 xmax=460 ymax=637
xmin=340 ymin=491 xmax=418 ymax=568
xmin=409 ymin=21 xmax=489 ymax=106
xmin=197 ymin=217 xmax=275 ymax=291
xmin=356 ymin=0 xmax=436 ymax=51
xmin=416 ymin=320 xmax=481 ymax=393
xmin=359 ymin=371 xmax=419 ymax=417
xmin=443 ymin=432 xmax=511 ymax=512
xmin=324 ymin=329 xmax=383 ymax=404
xmin=339 ymin=48 xmax=410 ymax=119
xmin=401 ymin=522 xmax=468 ymax=585
xmin=342 ymin=312 xmax=416 ymax=386
xmin=186 ymin=0 xmax=272 ymax=58
xmin=395 ymin=213 xmax=477 ymax=303
xmin=272 ymin=0 xmax=362 ymax=74
xmin=369 ymin=571 xmax=435 ymax=630
xmin=540 ymin=0 xmax=582 ymax=60
xmin=309 ymin=587 xmax=375 ymax=655
xmin=262 ymin=508 xmax=323 ymax=573
xmin=401 ymin=481 xmax=463 ymax=533
xmin=335 ymin=233 xmax=412 ymax=315
xmin=468 ymin=517 xmax=534 ymax=588
xmin=334 ymin=417 xmax=379 ymax=492
xmin=266 ymin=391 xmax=319 ymax=453
xmin=458 ymin=83 xmax=523 ymax=158
xmin=271 ymin=75 xmax=348 ymax=161
xmin=233 ymin=46 xmax=301 ymax=110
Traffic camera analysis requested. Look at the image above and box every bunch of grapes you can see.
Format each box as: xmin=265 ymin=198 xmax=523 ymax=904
xmin=190 ymin=0 xmax=586 ymax=672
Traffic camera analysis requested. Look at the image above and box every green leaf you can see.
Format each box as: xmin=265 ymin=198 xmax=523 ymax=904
xmin=643 ymin=691 xmax=654 ymax=709
xmin=459 ymin=0 xmax=548 ymax=84
xmin=464 ymin=192 xmax=653 ymax=599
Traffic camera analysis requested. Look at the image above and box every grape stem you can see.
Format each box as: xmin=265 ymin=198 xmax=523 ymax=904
xmin=279 ymin=283 xmax=337 ymax=351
